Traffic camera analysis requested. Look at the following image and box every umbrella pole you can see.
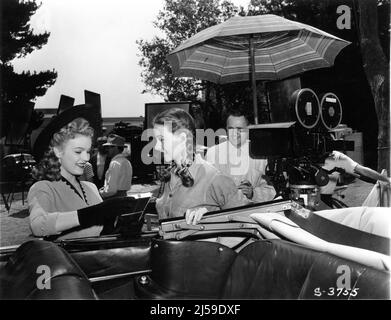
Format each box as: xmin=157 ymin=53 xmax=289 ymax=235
xmin=250 ymin=35 xmax=258 ymax=124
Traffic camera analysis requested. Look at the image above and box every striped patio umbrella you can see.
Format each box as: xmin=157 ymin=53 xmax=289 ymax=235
xmin=167 ymin=14 xmax=350 ymax=124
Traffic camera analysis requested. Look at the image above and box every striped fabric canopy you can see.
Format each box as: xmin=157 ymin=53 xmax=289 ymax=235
xmin=167 ymin=14 xmax=351 ymax=83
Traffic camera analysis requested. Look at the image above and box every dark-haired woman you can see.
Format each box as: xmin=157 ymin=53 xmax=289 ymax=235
xmin=152 ymin=108 xmax=249 ymax=225
xmin=28 ymin=113 xmax=135 ymax=240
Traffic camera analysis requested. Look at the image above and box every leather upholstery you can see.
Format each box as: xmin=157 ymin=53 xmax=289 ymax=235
xmin=68 ymin=238 xmax=152 ymax=278
xmin=298 ymin=253 xmax=372 ymax=299
xmin=135 ymin=239 xmax=390 ymax=300
xmin=0 ymin=240 xmax=96 ymax=300
xmin=222 ymin=240 xmax=319 ymax=299
xmin=349 ymin=267 xmax=390 ymax=300
xmin=136 ymin=239 xmax=237 ymax=299
xmin=2 ymin=238 xmax=389 ymax=299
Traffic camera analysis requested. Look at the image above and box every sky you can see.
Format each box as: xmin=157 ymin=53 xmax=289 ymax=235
xmin=12 ymin=0 xmax=250 ymax=118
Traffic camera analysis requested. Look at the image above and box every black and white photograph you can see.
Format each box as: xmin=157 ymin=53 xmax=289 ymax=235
xmin=0 ymin=0 xmax=390 ymax=305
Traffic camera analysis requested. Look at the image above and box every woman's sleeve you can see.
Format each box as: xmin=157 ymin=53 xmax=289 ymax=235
xmin=28 ymin=182 xmax=79 ymax=237
xmin=83 ymin=181 xmax=103 ymax=204
xmin=206 ymin=174 xmax=250 ymax=210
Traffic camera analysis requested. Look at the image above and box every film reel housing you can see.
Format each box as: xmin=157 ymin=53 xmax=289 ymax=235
xmin=319 ymin=92 xmax=343 ymax=130
xmin=290 ymin=88 xmax=321 ymax=130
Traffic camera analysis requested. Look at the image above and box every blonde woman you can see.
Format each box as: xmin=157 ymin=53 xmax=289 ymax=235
xmin=28 ymin=106 xmax=135 ymax=240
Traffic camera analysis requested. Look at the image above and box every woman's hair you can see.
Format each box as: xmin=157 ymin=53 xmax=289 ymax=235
xmin=153 ymin=108 xmax=196 ymax=188
xmin=152 ymin=107 xmax=196 ymax=147
xmin=32 ymin=118 xmax=94 ymax=181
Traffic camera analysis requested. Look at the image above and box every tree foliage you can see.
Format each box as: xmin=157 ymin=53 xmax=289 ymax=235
xmin=1 ymin=0 xmax=57 ymax=141
xmin=137 ymin=0 xmax=241 ymax=102
xmin=1 ymin=0 xmax=49 ymax=62
xmin=246 ymin=0 xmax=389 ymax=57
xmin=137 ymin=36 xmax=202 ymax=101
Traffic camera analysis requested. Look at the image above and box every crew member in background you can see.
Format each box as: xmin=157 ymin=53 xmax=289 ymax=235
xmin=99 ymin=134 xmax=132 ymax=199
xmin=320 ymin=150 xmax=391 ymax=206
xmin=206 ymin=109 xmax=276 ymax=203
xmin=90 ymin=136 xmax=111 ymax=189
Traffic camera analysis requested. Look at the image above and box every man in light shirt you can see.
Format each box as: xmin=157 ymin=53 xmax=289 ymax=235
xmin=206 ymin=109 xmax=276 ymax=203
xmin=99 ymin=134 xmax=133 ymax=199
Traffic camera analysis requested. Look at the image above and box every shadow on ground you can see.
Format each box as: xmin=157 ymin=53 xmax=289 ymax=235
xmin=9 ymin=208 xmax=29 ymax=219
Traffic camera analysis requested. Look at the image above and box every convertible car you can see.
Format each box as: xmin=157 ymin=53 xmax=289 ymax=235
xmin=0 ymin=199 xmax=389 ymax=300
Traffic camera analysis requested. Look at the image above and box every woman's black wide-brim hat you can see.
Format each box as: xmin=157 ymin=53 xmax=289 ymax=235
xmin=32 ymin=104 xmax=101 ymax=162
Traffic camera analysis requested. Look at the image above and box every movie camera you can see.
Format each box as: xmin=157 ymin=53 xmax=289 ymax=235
xmin=249 ymin=89 xmax=354 ymax=209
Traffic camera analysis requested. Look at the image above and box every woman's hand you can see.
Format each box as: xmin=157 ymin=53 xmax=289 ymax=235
xmin=185 ymin=207 xmax=208 ymax=225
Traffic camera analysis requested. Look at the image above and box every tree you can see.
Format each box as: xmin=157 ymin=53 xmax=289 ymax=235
xmin=137 ymin=0 xmax=241 ymax=126
xmin=1 ymin=0 xmax=57 ymax=145
xmin=137 ymin=36 xmax=202 ymax=101
xmin=356 ymin=0 xmax=390 ymax=172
